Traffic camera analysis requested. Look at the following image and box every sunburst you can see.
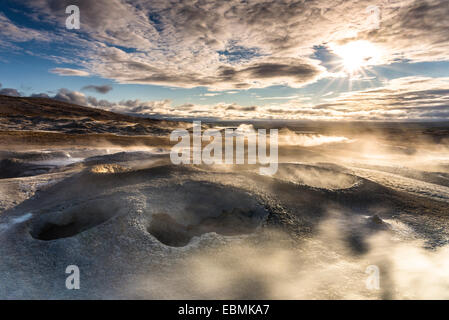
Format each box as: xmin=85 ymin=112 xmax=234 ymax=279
xmin=332 ymin=40 xmax=383 ymax=75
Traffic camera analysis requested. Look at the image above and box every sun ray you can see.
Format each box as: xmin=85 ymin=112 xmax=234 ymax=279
xmin=331 ymin=40 xmax=383 ymax=76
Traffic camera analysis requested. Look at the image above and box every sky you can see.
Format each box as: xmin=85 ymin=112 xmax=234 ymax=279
xmin=0 ymin=0 xmax=448 ymax=121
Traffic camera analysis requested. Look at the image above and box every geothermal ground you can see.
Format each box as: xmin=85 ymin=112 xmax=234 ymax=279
xmin=1 ymin=95 xmax=449 ymax=299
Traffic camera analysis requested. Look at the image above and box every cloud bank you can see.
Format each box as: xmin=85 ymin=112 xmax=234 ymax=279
xmin=1 ymin=0 xmax=448 ymax=120
xmin=49 ymin=68 xmax=90 ymax=77
xmin=7 ymin=0 xmax=446 ymax=90
xmin=82 ymin=84 xmax=113 ymax=94
xmin=24 ymin=76 xmax=448 ymax=121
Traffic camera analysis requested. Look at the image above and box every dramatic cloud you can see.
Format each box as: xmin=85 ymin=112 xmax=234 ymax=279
xmin=0 ymin=88 xmax=21 ymax=97
xmin=30 ymin=88 xmax=172 ymax=117
xmin=2 ymin=1 xmax=448 ymax=121
xmin=82 ymin=84 xmax=113 ymax=94
xmin=23 ymin=76 xmax=449 ymax=121
xmin=30 ymin=93 xmax=51 ymax=98
xmin=53 ymin=88 xmax=88 ymax=105
xmin=0 ymin=82 xmax=21 ymax=97
xmin=23 ymin=0 xmax=158 ymax=50
xmin=0 ymin=12 xmax=51 ymax=43
xmin=86 ymin=96 xmax=172 ymax=116
xmin=309 ymin=77 xmax=449 ymax=120
xmin=91 ymin=51 xmax=324 ymax=89
xmin=49 ymin=68 xmax=90 ymax=77
xmin=14 ymin=0 xmax=446 ymax=90
xmin=359 ymin=0 xmax=449 ymax=62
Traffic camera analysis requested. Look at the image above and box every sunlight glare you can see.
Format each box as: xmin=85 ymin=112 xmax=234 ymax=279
xmin=333 ymin=40 xmax=382 ymax=74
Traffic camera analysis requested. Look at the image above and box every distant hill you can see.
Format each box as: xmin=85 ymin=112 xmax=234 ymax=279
xmin=0 ymin=94 xmax=185 ymax=138
xmin=0 ymin=94 xmax=158 ymax=124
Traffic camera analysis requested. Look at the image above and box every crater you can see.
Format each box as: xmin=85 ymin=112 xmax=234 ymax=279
xmin=145 ymin=182 xmax=269 ymax=247
xmin=148 ymin=208 xmax=265 ymax=247
xmin=30 ymin=198 xmax=128 ymax=241
xmin=0 ymin=158 xmax=56 ymax=179
xmin=147 ymin=213 xmax=192 ymax=247
xmin=272 ymin=164 xmax=360 ymax=190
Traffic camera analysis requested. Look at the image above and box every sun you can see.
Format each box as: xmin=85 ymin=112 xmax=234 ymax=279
xmin=332 ymin=40 xmax=382 ymax=74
